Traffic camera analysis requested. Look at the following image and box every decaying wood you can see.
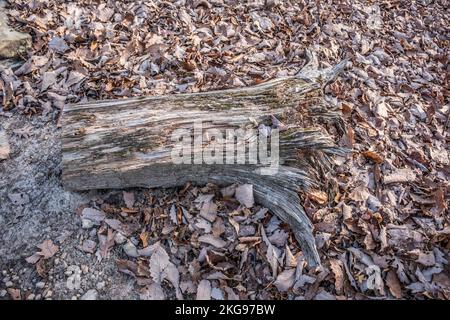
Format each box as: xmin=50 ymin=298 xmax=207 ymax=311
xmin=61 ymin=51 xmax=347 ymax=267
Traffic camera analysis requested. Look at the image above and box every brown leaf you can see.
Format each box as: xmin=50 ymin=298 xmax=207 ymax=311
xmin=37 ymin=239 xmax=59 ymax=259
xmin=329 ymin=259 xmax=345 ymax=295
xmin=386 ymin=269 xmax=402 ymax=299
xmin=7 ymin=288 xmax=21 ymax=300
xmin=362 ymin=150 xmax=384 ymax=164
xmin=140 ymin=231 xmax=149 ymax=248
xmin=307 ymin=189 xmax=328 ymax=204
xmin=35 ymin=259 xmax=47 ymax=277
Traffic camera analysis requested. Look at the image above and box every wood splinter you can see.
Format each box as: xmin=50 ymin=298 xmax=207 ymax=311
xmin=61 ymin=50 xmax=347 ymax=267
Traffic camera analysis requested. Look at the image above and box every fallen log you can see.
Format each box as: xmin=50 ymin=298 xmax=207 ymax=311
xmin=61 ymin=51 xmax=347 ymax=267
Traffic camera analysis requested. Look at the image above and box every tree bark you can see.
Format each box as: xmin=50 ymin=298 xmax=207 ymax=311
xmin=61 ymin=51 xmax=347 ymax=267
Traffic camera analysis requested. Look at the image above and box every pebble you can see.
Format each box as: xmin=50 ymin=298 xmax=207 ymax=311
xmin=81 ymin=289 xmax=98 ymax=300
xmin=123 ymin=241 xmax=139 ymax=258
xmin=66 ymin=266 xmax=82 ymax=290
xmin=5 ymin=281 xmax=13 ymax=287
xmin=45 ymin=290 xmax=53 ymax=298
xmin=81 ymin=218 xmax=95 ymax=229
xmin=27 ymin=293 xmax=35 ymax=300
xmin=0 ymin=289 xmax=6 ymax=297
xmin=114 ymin=232 xmax=127 ymax=245
xmin=36 ymin=281 xmax=45 ymax=289
xmin=130 ymin=237 xmax=139 ymax=246
xmin=96 ymin=281 xmax=105 ymax=290
xmin=35 ymin=294 xmax=42 ymax=300
xmin=81 ymin=265 xmax=89 ymax=274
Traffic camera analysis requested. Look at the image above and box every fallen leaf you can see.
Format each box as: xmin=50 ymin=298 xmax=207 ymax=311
xmin=329 ymin=259 xmax=345 ymax=295
xmin=362 ymin=150 xmax=384 ymax=164
xmin=198 ymin=234 xmax=227 ymax=248
xmin=7 ymin=288 xmax=21 ymax=300
xmin=81 ymin=208 xmax=106 ymax=223
xmin=123 ymin=191 xmax=135 ymax=208
xmin=140 ymin=283 xmax=166 ymax=300
xmin=200 ymin=200 xmax=217 ymax=223
xmin=273 ymin=268 xmax=295 ymax=292
xmin=48 ymin=36 xmax=70 ymax=53
xmin=386 ymin=269 xmax=402 ymax=298
xmin=307 ymin=189 xmax=328 ymax=204
xmin=25 ymin=253 xmax=42 ymax=264
xmin=235 ymin=184 xmax=254 ymax=208
xmin=37 ymin=239 xmax=59 ymax=259
xmin=41 ymin=71 xmax=57 ymax=91
xmin=384 ymin=168 xmax=416 ymax=184
xmin=139 ymin=231 xmax=149 ymax=248
xmin=261 ymin=226 xmax=280 ymax=278
xmin=196 ymin=280 xmax=211 ymax=300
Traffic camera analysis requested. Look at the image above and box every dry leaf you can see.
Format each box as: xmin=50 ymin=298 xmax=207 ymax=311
xmin=386 ymin=269 xmax=402 ymax=298
xmin=139 ymin=231 xmax=149 ymax=248
xmin=273 ymin=268 xmax=295 ymax=292
xmin=7 ymin=288 xmax=21 ymax=300
xmin=384 ymin=168 xmax=416 ymax=184
xmin=261 ymin=226 xmax=280 ymax=278
xmin=37 ymin=239 xmax=59 ymax=259
xmin=123 ymin=191 xmax=135 ymax=208
xmin=81 ymin=208 xmax=106 ymax=223
xmin=362 ymin=150 xmax=384 ymax=164
xmin=307 ymin=189 xmax=328 ymax=204
xmin=329 ymin=259 xmax=345 ymax=295
xmin=235 ymin=184 xmax=254 ymax=208
xmin=196 ymin=280 xmax=211 ymax=300
xmin=198 ymin=234 xmax=227 ymax=248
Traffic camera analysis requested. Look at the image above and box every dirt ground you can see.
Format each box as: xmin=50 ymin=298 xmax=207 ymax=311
xmin=0 ymin=1 xmax=449 ymax=300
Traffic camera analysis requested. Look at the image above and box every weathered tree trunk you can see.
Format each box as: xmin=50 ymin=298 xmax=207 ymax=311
xmin=61 ymin=51 xmax=347 ymax=267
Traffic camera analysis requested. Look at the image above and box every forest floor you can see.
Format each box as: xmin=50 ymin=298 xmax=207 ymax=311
xmin=0 ymin=1 xmax=449 ymax=300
